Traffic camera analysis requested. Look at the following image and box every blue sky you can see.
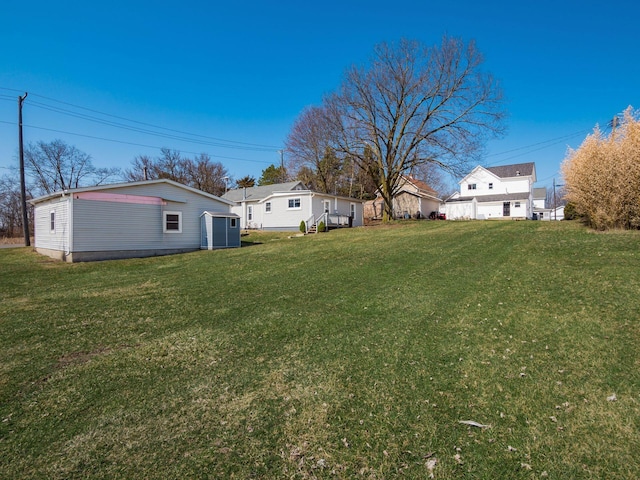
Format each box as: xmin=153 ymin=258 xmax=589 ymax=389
xmin=1 ymin=0 xmax=638 ymax=191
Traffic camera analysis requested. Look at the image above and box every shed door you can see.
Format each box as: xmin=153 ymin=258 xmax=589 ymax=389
xmin=212 ymin=217 xmax=227 ymax=247
xmin=503 ymin=202 xmax=510 ymax=217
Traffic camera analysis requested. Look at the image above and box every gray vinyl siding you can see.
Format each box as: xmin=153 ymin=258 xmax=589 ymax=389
xmin=72 ymin=200 xmax=165 ymax=251
xmin=34 ymin=197 xmax=70 ymax=252
xmin=71 ymin=183 xmax=230 ymax=252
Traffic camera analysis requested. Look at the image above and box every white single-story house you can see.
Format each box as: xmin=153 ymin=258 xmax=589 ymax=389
xmin=29 ymin=179 xmax=240 ymax=262
xmin=444 ymin=162 xmax=537 ymax=220
xmin=222 ymin=181 xmax=364 ymax=232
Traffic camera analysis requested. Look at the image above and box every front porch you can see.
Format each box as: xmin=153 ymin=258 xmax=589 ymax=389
xmin=304 ymin=212 xmax=353 ymax=233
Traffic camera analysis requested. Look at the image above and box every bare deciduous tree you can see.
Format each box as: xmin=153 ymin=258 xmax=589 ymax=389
xmin=124 ymin=149 xmax=230 ymax=196
xmin=287 ymin=37 xmax=505 ymax=221
xmin=25 ymin=139 xmax=119 ymax=195
xmin=0 ymin=174 xmax=29 ymax=238
xmin=123 ymin=155 xmax=155 ymax=181
xmin=286 ymin=106 xmax=345 ymax=193
xmin=185 ymin=153 xmax=228 ymax=196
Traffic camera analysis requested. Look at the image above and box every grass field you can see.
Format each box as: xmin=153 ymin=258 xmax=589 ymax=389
xmin=1 ymin=221 xmax=638 ymax=479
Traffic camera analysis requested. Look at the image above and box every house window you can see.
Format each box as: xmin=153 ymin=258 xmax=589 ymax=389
xmin=489 ymin=183 xmax=493 ymax=190
xmin=288 ymin=198 xmax=301 ymax=209
xmin=230 ymin=218 xmax=237 ymax=228
xmin=163 ymin=211 xmax=182 ymax=233
xmin=265 ymin=202 xmax=272 ymax=213
xmin=247 ymin=205 xmax=253 ymax=221
xmin=468 ymin=183 xmax=477 ymax=190
xmin=515 ymin=202 xmax=521 ymax=208
xmin=350 ymin=203 xmax=356 ymax=218
xmin=50 ymin=211 xmax=55 ymax=232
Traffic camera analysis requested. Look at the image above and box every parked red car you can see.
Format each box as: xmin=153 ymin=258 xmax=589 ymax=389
xmin=429 ymin=211 xmax=446 ymax=220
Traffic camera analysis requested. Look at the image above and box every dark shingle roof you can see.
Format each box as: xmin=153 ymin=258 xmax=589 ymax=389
xmin=533 ymin=187 xmax=547 ymax=200
xmin=486 ymin=162 xmax=535 ymax=178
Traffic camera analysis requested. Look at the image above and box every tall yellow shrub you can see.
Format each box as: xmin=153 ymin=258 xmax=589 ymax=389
xmin=562 ymin=107 xmax=640 ymax=230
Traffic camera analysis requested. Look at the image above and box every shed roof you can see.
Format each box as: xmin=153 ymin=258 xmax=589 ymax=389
xmin=200 ymin=211 xmax=240 ymax=218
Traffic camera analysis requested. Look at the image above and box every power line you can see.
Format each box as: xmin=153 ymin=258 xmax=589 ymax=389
xmin=486 ymin=129 xmax=591 ymax=158
xmin=0 ymin=120 xmax=273 ymax=165
xmin=27 ymin=92 xmax=283 ymax=150
xmin=26 ymin=100 xmax=278 ymax=152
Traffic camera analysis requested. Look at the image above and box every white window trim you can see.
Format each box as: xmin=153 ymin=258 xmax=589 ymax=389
xmin=50 ymin=210 xmax=56 ymax=233
xmin=163 ymin=211 xmax=182 ymax=233
xmin=247 ymin=205 xmax=253 ymax=221
xmin=265 ymin=202 xmax=272 ymax=214
xmin=288 ymin=198 xmax=302 ymax=210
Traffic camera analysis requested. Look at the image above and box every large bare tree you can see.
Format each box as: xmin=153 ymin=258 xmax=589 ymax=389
xmin=124 ymin=149 xmax=230 ymax=196
xmin=25 ymin=139 xmax=119 ymax=195
xmin=285 ymin=106 xmax=345 ymax=193
xmin=288 ymin=37 xmax=505 ymax=220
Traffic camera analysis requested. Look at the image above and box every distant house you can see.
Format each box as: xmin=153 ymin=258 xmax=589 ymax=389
xmin=29 ymin=179 xmax=239 ymax=262
xmin=222 ymin=181 xmax=364 ymax=232
xmin=444 ymin=162 xmax=536 ymax=220
xmin=364 ymin=175 xmax=442 ymax=220
xmin=532 ymin=187 xmax=553 ymax=220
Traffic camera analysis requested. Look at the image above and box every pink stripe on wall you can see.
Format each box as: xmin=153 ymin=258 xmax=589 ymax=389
xmin=74 ymin=192 xmax=166 ymax=205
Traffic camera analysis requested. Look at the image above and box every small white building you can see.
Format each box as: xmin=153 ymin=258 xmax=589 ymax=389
xmin=30 ymin=179 xmax=239 ymax=262
xmin=222 ymin=181 xmax=364 ymax=232
xmin=444 ymin=162 xmax=537 ymax=220
xmin=552 ymin=205 xmax=565 ymax=221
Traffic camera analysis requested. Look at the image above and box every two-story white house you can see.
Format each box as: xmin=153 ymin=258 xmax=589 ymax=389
xmin=444 ymin=162 xmax=536 ymax=220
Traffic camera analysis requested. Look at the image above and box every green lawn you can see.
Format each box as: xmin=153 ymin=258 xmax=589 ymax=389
xmin=1 ymin=221 xmax=638 ymax=479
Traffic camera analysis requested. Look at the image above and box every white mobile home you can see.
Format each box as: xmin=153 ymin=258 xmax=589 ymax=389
xmin=30 ymin=179 xmax=239 ymax=262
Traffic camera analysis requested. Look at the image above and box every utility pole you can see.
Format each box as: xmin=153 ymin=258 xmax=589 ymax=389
xmin=18 ymin=92 xmax=30 ymax=246
xmin=553 ymin=178 xmax=564 ymax=221
xmin=279 ymin=150 xmax=285 ymax=183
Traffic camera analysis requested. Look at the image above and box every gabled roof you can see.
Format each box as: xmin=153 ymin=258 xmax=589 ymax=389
xmin=533 ymin=187 xmax=547 ymax=200
xmin=485 ymin=162 xmax=535 ymax=179
xmin=29 ymin=179 xmax=235 ymax=206
xmin=401 ymin=175 xmax=442 ymax=200
xmin=222 ymin=181 xmax=306 ymax=202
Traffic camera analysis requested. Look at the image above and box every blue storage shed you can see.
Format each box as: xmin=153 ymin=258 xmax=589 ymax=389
xmin=200 ymin=211 xmax=241 ymax=249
